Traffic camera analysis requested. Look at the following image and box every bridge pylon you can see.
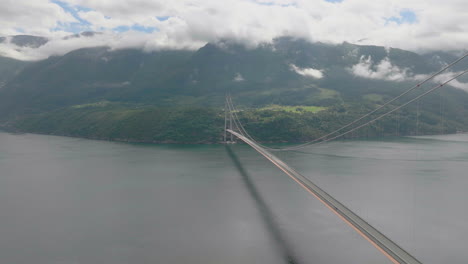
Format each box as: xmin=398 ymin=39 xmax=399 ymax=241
xmin=224 ymin=95 xmax=235 ymax=144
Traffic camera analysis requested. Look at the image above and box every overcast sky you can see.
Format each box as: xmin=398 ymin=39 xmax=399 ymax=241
xmin=1 ymin=0 xmax=467 ymax=60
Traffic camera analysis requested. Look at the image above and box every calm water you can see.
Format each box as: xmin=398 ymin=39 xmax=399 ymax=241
xmin=1 ymin=131 xmax=467 ymax=264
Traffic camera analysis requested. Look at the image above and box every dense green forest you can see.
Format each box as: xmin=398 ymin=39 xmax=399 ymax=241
xmin=9 ymin=93 xmax=466 ymax=144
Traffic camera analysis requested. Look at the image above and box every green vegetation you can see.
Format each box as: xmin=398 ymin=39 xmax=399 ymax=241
xmin=363 ymin=94 xmax=384 ymax=102
xmin=13 ymin=104 xmax=223 ymax=143
xmin=317 ymin=88 xmax=340 ymax=100
xmin=10 ymin=97 xmax=467 ymax=144
xmin=233 ymin=105 xmax=461 ymax=143
xmin=259 ymin=105 xmax=326 ymax=113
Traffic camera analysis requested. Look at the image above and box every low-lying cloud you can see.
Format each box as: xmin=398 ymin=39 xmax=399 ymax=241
xmin=0 ymin=31 xmax=205 ymax=61
xmin=290 ymin=64 xmax=323 ymax=79
xmin=428 ymin=72 xmax=468 ymax=91
xmin=350 ymin=56 xmax=410 ymax=82
xmin=233 ymin=73 xmax=245 ymax=82
xmin=349 ymin=55 xmax=468 ymax=91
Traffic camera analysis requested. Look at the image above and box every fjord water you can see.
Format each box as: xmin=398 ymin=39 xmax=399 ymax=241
xmin=1 ymin=132 xmax=467 ymax=264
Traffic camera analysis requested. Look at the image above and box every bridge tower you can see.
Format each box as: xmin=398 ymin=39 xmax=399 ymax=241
xmin=224 ymin=95 xmax=234 ymax=143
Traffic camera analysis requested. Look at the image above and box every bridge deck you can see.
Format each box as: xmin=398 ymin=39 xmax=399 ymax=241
xmin=227 ymin=129 xmax=422 ymax=264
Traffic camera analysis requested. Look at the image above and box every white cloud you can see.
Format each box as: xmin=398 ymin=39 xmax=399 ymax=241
xmin=0 ymin=31 xmax=205 ymax=61
xmin=233 ymin=73 xmax=245 ymax=82
xmin=447 ymin=79 xmax=468 ymax=91
xmin=290 ymin=64 xmax=323 ymax=79
xmin=0 ymin=0 xmax=77 ymax=36
xmin=350 ymin=56 xmax=410 ymax=82
xmin=1 ymin=0 xmax=468 ymax=60
xmin=420 ymin=72 xmax=468 ymax=91
xmin=349 ymin=55 xmax=468 ymax=91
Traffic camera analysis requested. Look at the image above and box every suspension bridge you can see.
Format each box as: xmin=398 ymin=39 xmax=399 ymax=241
xmin=223 ymin=52 xmax=468 ymax=264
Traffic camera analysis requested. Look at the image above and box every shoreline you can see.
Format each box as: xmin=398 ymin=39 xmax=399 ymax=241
xmin=1 ymin=126 xmax=462 ymax=146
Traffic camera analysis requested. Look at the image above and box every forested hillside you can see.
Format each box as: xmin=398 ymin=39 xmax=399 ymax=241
xmin=1 ymin=37 xmax=468 ymax=143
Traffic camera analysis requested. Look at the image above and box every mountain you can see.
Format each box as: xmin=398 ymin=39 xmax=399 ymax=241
xmin=9 ymin=35 xmax=48 ymax=48
xmin=63 ymin=31 xmax=103 ymax=40
xmin=0 ymin=32 xmax=102 ymax=49
xmin=0 ymin=38 xmax=459 ymax=111
xmin=0 ymin=35 xmax=47 ymax=86
xmin=0 ymin=35 xmax=49 ymax=51
xmin=1 ymin=37 xmax=467 ymax=142
xmin=0 ymin=56 xmax=30 ymax=89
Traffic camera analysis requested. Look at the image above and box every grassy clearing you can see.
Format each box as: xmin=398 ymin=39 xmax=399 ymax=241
xmin=71 ymin=100 xmax=112 ymax=109
xmin=260 ymin=104 xmax=326 ymax=113
xmin=317 ymin=88 xmax=339 ymax=99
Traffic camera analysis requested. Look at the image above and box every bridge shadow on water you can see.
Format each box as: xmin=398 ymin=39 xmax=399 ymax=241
xmin=225 ymin=145 xmax=301 ymax=264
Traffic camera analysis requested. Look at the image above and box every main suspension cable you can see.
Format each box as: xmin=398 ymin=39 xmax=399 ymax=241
xmin=304 ymin=69 xmax=468 ymax=147
xmin=227 ymin=53 xmax=468 ymax=152
xmin=276 ymin=52 xmax=468 ymax=151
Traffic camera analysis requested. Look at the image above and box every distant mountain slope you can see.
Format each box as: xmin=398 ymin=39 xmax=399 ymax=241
xmin=0 ymin=56 xmax=30 ymax=89
xmin=1 ymin=38 xmax=467 ymax=113
xmin=0 ymin=35 xmax=48 ymax=87
xmin=1 ymin=37 xmax=468 ymax=142
xmin=9 ymin=35 xmax=48 ymax=48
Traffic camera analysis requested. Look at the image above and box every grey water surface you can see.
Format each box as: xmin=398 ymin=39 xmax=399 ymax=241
xmin=1 ymin=131 xmax=467 ymax=264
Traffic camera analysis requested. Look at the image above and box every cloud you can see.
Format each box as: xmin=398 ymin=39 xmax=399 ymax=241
xmin=1 ymin=0 xmax=468 ymax=61
xmin=0 ymin=31 xmax=205 ymax=61
xmin=233 ymin=73 xmax=245 ymax=82
xmin=290 ymin=64 xmax=323 ymax=79
xmin=421 ymin=72 xmax=468 ymax=91
xmin=0 ymin=0 xmax=77 ymax=36
xmin=350 ymin=56 xmax=410 ymax=82
xmin=349 ymin=55 xmax=468 ymax=91
xmin=446 ymin=79 xmax=468 ymax=91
